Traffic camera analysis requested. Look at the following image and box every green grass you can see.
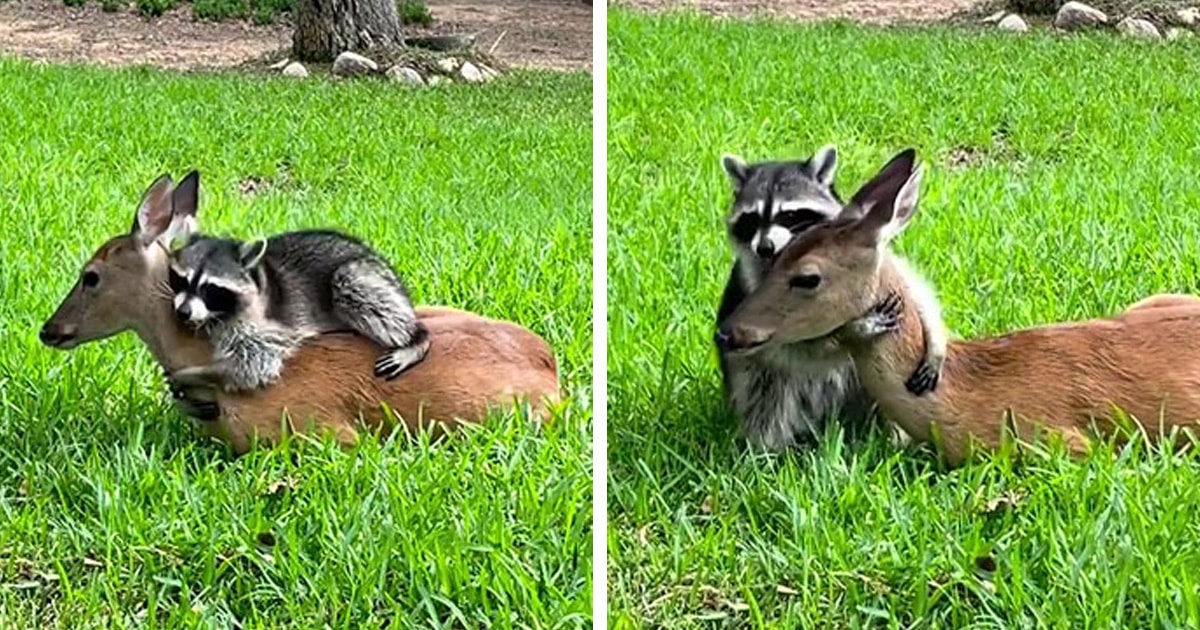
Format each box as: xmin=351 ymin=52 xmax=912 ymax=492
xmin=0 ymin=59 xmax=591 ymax=627
xmin=608 ymin=8 xmax=1200 ymax=628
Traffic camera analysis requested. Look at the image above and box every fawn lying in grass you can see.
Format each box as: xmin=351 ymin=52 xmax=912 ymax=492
xmin=717 ymin=148 xmax=1200 ymax=467
xmin=40 ymin=172 xmax=560 ymax=454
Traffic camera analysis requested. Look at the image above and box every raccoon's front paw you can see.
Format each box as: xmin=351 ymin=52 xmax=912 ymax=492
xmin=845 ymin=291 xmax=904 ymax=340
xmin=374 ymin=346 xmax=427 ymax=380
xmin=905 ymin=361 xmax=940 ymax=396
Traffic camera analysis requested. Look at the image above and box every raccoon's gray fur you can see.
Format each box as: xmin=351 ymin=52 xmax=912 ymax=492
xmin=715 ymin=145 xmax=871 ymax=449
xmin=715 ymin=145 xmax=940 ymax=451
xmin=167 ymin=229 xmax=430 ymax=392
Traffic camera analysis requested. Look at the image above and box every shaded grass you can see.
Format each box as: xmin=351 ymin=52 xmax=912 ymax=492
xmin=0 ymin=59 xmax=591 ymax=627
xmin=607 ymin=8 xmax=1200 ymax=628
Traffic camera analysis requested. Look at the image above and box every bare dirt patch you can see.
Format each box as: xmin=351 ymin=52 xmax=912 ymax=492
xmin=613 ymin=0 xmax=980 ymax=24
xmin=0 ymin=0 xmax=592 ymax=72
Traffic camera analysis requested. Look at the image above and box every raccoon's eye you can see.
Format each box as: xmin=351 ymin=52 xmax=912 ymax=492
xmin=774 ymin=209 xmax=827 ymax=231
xmin=200 ymin=285 xmax=239 ymax=314
xmin=81 ymin=271 xmax=100 ymax=289
xmin=730 ymin=213 xmax=759 ymax=242
xmin=168 ymin=268 xmax=188 ymax=293
xmin=789 ymin=273 xmax=822 ymax=290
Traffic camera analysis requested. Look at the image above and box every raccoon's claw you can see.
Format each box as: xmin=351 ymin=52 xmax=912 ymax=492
xmin=845 ymin=291 xmax=905 ymax=340
xmin=175 ymin=398 xmax=222 ymax=422
xmin=374 ymin=350 xmax=418 ymax=381
xmin=870 ymin=291 xmax=904 ymax=330
xmin=905 ymin=361 xmax=940 ymax=396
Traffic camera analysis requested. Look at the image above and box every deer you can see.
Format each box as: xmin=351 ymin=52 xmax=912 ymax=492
xmin=39 ymin=172 xmax=561 ymax=454
xmin=716 ymin=147 xmax=1200 ymax=468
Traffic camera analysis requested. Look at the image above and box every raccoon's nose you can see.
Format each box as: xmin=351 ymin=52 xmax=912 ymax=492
xmin=175 ymin=302 xmax=192 ymax=321
xmin=755 ymin=242 xmax=774 ymax=258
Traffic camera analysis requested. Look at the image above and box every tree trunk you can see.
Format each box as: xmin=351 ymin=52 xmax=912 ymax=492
xmin=293 ymin=0 xmax=405 ymax=62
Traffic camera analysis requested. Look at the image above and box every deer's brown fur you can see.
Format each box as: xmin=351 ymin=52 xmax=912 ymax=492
xmin=720 ymin=149 xmax=1200 ymax=467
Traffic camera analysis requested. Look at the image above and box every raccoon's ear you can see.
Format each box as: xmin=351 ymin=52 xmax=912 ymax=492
xmin=238 ymin=238 xmax=269 ymax=270
xmin=162 ymin=170 xmax=200 ymax=249
xmin=132 ymin=173 xmax=175 ymax=247
xmin=809 ymin=144 xmax=838 ymax=188
xmin=721 ymin=154 xmax=750 ymax=190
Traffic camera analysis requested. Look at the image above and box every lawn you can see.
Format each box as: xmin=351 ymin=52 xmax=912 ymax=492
xmin=608 ymin=8 xmax=1200 ymax=628
xmin=0 ymin=59 xmax=592 ymax=628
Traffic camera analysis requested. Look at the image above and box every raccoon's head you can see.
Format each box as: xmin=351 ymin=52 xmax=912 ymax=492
xmin=167 ymin=236 xmax=268 ymax=327
xmin=720 ymin=144 xmax=844 ymax=262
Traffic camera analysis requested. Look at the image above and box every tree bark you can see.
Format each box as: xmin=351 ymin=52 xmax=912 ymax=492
xmin=293 ymin=0 xmax=405 ymax=62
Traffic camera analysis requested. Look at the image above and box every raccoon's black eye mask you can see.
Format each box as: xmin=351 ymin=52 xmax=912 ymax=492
xmin=730 ymin=213 xmax=759 ymax=242
xmin=199 ymin=285 xmax=239 ymax=315
xmin=774 ymin=209 xmax=827 ymax=231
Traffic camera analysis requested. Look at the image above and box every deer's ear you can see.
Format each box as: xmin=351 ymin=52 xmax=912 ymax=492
xmin=721 ymin=153 xmax=750 ymax=190
xmin=162 ymin=170 xmax=200 ymax=248
xmin=131 ymin=174 xmax=175 ymax=247
xmin=845 ymin=148 xmax=923 ymax=246
xmin=238 ymin=238 xmax=268 ymax=270
xmin=808 ymin=144 xmax=838 ymax=188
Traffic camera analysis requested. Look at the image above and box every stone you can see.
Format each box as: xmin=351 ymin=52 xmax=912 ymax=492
xmin=331 ymin=51 xmax=378 ymax=77
xmin=479 ymin=64 xmax=500 ymax=80
xmin=981 ymin=10 xmax=1007 ymax=24
xmin=386 ymin=65 xmax=425 ymax=85
xmin=998 ymin=14 xmax=1029 ymax=32
xmin=281 ymin=62 xmax=308 ymax=78
xmin=268 ymin=58 xmax=290 ymax=70
xmin=460 ymin=61 xmax=486 ymax=83
xmin=1054 ymin=2 xmax=1107 ymax=30
xmin=428 ymin=75 xmax=449 ymax=86
xmin=436 ymin=57 xmax=459 ymax=74
xmin=1166 ymin=26 xmax=1194 ymax=40
xmin=1117 ymin=17 xmax=1161 ymax=40
xmin=1175 ymin=7 xmax=1199 ymax=26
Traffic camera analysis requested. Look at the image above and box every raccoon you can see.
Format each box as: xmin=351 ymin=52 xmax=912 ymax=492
xmin=166 ymin=229 xmax=430 ymax=392
xmin=714 ymin=145 xmax=946 ymax=451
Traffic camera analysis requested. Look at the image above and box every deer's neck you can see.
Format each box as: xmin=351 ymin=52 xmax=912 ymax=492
xmin=847 ymin=256 xmax=943 ymax=443
xmin=129 ymin=261 xmax=213 ymax=372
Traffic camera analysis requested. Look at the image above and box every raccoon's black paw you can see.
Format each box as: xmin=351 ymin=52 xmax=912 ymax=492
xmin=374 ymin=350 xmax=421 ymax=381
xmin=905 ymin=361 xmax=940 ymax=396
xmin=174 ymin=398 xmax=221 ymax=422
xmin=869 ymin=291 xmax=904 ymax=330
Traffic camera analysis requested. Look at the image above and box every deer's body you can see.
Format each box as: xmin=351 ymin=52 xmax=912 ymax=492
xmin=852 ymin=259 xmax=1200 ymax=466
xmin=40 ymin=172 xmax=560 ymax=454
xmin=718 ymin=147 xmax=1200 ymax=468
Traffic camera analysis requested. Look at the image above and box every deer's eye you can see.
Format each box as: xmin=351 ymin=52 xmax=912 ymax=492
xmin=789 ymin=273 xmax=821 ymax=290
xmin=81 ymin=271 xmax=100 ymax=289
xmin=168 ymin=268 xmax=188 ymax=293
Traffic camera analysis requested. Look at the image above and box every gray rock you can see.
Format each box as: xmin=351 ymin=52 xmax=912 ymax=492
xmin=479 ymin=64 xmax=500 ymax=80
xmin=428 ymin=75 xmax=449 ymax=86
xmin=281 ymin=62 xmax=308 ymax=78
xmin=332 ymin=51 xmax=378 ymax=77
xmin=998 ymin=14 xmax=1029 ymax=32
xmin=1175 ymin=7 xmax=1200 ymax=26
xmin=386 ymin=65 xmax=425 ymax=85
xmin=460 ymin=61 xmax=486 ymax=83
xmin=436 ymin=57 xmax=459 ymax=74
xmin=1117 ymin=17 xmax=1161 ymax=40
xmin=1166 ymin=26 xmax=1194 ymax=40
xmin=982 ymin=10 xmax=1007 ymax=24
xmin=1055 ymin=1 xmax=1107 ymax=30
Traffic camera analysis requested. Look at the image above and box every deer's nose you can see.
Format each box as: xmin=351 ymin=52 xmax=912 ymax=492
xmin=39 ymin=322 xmax=77 ymax=347
xmin=714 ymin=325 xmax=769 ymax=353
